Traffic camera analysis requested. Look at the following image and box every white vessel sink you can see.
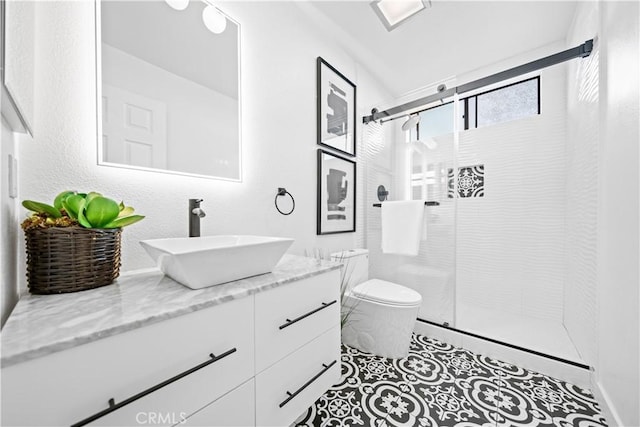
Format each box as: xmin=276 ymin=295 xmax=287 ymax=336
xmin=140 ymin=235 xmax=294 ymax=289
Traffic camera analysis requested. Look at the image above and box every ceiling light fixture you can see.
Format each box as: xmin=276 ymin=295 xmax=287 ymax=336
xmin=370 ymin=0 xmax=431 ymax=32
xmin=165 ymin=0 xmax=189 ymax=11
xmin=202 ymin=5 xmax=227 ymax=34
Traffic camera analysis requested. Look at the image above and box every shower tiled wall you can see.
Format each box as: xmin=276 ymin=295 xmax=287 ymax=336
xmin=456 ymin=65 xmax=569 ymax=324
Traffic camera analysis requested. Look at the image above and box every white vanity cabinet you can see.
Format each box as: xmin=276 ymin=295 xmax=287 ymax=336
xmin=2 ymin=296 xmax=254 ymax=427
xmin=255 ymin=272 xmax=342 ymax=426
xmin=178 ymin=379 xmax=255 ymax=426
xmin=256 ymin=326 xmax=341 ymax=426
xmin=1 ymin=266 xmax=341 ymax=427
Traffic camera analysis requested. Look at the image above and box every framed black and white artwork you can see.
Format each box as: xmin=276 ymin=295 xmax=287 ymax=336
xmin=317 ymin=149 xmax=356 ymax=235
xmin=317 ymin=57 xmax=356 ymax=157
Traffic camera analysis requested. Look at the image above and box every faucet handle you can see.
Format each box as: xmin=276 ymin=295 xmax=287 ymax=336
xmin=192 ymin=208 xmax=206 ymax=218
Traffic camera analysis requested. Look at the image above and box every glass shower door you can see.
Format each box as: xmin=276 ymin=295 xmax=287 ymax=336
xmin=364 ymin=99 xmax=458 ymax=327
xmin=403 ymin=102 xmax=457 ymax=326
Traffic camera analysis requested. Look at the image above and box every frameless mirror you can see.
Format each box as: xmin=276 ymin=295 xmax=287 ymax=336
xmin=97 ymin=0 xmax=241 ymax=180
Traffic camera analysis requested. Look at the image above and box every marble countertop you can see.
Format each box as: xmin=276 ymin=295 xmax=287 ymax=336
xmin=1 ymin=254 xmax=340 ymax=368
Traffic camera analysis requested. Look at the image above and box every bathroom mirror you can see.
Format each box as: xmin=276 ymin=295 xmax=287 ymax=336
xmin=96 ymin=0 xmax=241 ymax=180
xmin=1 ymin=0 xmax=35 ymax=135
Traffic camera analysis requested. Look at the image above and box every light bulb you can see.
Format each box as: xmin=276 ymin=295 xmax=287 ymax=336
xmin=165 ymin=0 xmax=189 ymax=11
xmin=202 ymin=5 xmax=227 ymax=34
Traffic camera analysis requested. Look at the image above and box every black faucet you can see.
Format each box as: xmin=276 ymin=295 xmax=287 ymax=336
xmin=189 ymin=199 xmax=206 ymax=237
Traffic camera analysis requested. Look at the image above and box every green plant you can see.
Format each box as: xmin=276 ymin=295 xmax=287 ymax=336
xmin=336 ymin=253 xmax=359 ymax=329
xmin=22 ymin=190 xmax=144 ymax=230
xmin=305 ymin=248 xmax=359 ymax=329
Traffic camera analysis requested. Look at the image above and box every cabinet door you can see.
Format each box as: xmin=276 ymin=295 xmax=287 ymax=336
xmin=177 ymin=379 xmax=254 ymax=427
xmin=255 ymin=270 xmax=340 ymax=372
xmin=255 ymin=326 xmax=341 ymax=427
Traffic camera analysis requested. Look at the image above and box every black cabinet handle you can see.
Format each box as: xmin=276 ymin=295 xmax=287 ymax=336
xmin=279 ymin=300 xmax=337 ymax=330
xmin=279 ymin=360 xmax=337 ymax=408
xmin=71 ymin=348 xmax=237 ymax=427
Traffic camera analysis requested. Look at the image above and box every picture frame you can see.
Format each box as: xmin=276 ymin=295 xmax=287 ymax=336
xmin=317 ymin=149 xmax=356 ymax=235
xmin=316 ymin=57 xmax=356 ymax=157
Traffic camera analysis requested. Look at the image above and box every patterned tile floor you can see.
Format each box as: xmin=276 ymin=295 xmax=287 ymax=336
xmin=295 ymin=334 xmax=606 ymax=427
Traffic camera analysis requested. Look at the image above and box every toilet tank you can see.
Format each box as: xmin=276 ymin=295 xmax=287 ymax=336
xmin=330 ymin=249 xmax=368 ymax=291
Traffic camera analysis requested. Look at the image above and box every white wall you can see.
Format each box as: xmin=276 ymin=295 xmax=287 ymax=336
xmin=1 ymin=1 xmax=34 ymax=327
xmin=14 ymin=1 xmax=392 ymax=293
xmin=101 ymin=43 xmax=239 ymax=178
xmin=0 ymin=118 xmax=19 ymax=328
xmin=564 ymin=3 xmax=639 ymax=424
xmin=595 ymin=1 xmax=639 ymax=425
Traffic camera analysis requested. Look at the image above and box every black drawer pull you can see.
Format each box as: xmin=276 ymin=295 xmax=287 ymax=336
xmin=279 ymin=300 xmax=337 ymax=330
xmin=279 ymin=359 xmax=337 ymax=408
xmin=71 ymin=347 xmax=237 ymax=427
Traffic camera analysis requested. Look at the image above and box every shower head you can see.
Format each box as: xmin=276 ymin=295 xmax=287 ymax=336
xmin=401 ymin=114 xmax=420 ymax=131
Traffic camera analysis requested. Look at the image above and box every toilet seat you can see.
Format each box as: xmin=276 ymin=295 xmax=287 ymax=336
xmin=351 ymin=279 xmax=422 ymax=307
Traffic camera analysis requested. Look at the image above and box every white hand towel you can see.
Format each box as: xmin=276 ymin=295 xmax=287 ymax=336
xmin=381 ymin=201 xmax=425 ymax=256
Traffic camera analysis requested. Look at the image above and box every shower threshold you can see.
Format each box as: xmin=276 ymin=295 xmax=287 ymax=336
xmin=415 ymin=317 xmax=592 ymax=388
xmin=454 ymin=304 xmax=587 ymax=368
xmin=419 ymin=319 xmax=589 ymax=371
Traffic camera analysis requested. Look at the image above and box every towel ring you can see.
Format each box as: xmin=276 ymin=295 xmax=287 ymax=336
xmin=275 ymin=188 xmax=295 ymax=215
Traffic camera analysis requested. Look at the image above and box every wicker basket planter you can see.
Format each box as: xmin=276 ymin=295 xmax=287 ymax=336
xmin=24 ymin=226 xmax=122 ymax=294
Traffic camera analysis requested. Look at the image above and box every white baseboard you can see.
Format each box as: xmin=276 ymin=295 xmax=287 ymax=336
xmin=591 ymin=380 xmax=624 ymax=427
xmin=414 ymin=320 xmax=592 ymax=390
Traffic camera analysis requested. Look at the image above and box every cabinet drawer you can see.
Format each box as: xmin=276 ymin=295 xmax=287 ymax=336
xmin=177 ymin=379 xmax=254 ymax=427
xmin=255 ymin=270 xmax=340 ymax=372
xmin=255 ymin=326 xmax=341 ymax=427
xmin=2 ymin=297 xmax=254 ymax=427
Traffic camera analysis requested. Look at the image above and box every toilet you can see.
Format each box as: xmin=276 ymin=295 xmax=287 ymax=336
xmin=331 ymin=249 xmax=422 ymax=359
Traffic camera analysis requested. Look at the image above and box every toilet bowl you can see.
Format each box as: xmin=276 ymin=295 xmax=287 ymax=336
xmin=331 ymin=250 xmax=422 ymax=359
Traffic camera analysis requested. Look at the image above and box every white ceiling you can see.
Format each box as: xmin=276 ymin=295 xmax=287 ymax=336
xmin=100 ymin=1 xmax=579 ymax=103
xmin=309 ymin=1 xmax=579 ymax=98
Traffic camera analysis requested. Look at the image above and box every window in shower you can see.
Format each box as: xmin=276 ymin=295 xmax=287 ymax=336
xmin=408 ymin=102 xmax=455 ymax=202
xmin=460 ymin=76 xmax=540 ymax=129
xmin=408 ymin=101 xmax=455 ymax=141
xmin=407 ymin=76 xmax=539 ymax=138
xmin=411 ymin=152 xmax=437 ymax=200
